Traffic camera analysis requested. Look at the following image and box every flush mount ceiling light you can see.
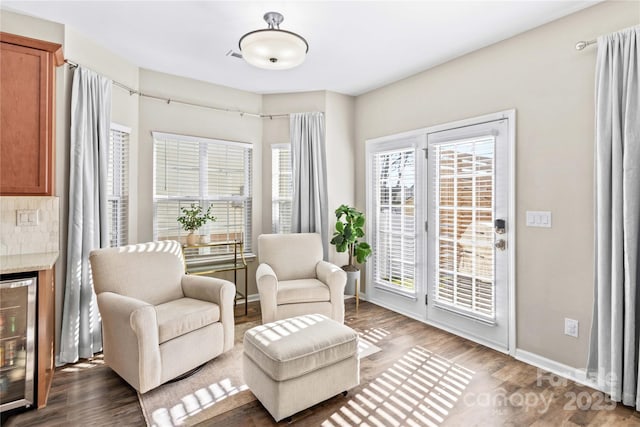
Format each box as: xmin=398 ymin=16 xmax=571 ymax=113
xmin=239 ymin=12 xmax=309 ymax=70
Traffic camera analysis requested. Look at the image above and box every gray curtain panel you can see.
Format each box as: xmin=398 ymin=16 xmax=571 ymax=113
xmin=290 ymin=112 xmax=329 ymax=260
xmin=587 ymin=26 xmax=639 ymax=411
xmin=59 ymin=67 xmax=112 ymax=363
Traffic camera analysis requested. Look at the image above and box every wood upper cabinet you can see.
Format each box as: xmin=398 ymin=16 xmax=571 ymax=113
xmin=0 ymin=32 xmax=63 ymax=196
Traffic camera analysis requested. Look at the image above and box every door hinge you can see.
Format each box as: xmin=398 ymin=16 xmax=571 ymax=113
xmin=425 ymin=294 xmax=428 ymax=305
xmin=423 ymin=148 xmax=428 ymax=159
xmin=425 ymin=221 xmax=428 ymax=232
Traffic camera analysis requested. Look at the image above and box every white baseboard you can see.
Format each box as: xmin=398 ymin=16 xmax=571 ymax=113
xmin=361 ymin=299 xmax=601 ymax=392
xmin=345 ymin=292 xmax=368 ymax=301
xmin=245 ymin=293 xmax=369 ymax=304
xmin=237 ymin=293 xmax=260 ymax=304
xmin=243 ymin=293 xmax=373 ymax=305
xmin=514 ymin=349 xmax=600 ymax=391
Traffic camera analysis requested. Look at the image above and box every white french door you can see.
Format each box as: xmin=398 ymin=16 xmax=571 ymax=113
xmin=365 ymin=112 xmax=514 ymax=352
xmin=366 ymin=135 xmax=425 ymax=317
xmin=425 ymin=118 xmax=511 ymax=352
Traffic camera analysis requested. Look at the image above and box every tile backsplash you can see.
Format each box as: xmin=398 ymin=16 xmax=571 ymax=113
xmin=0 ymin=196 xmax=59 ymax=256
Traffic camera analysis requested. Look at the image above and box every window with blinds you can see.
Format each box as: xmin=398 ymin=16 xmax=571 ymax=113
xmin=371 ymin=148 xmax=416 ymax=294
xmin=107 ymin=125 xmax=129 ymax=247
xmin=153 ymin=132 xmax=253 ymax=253
xmin=272 ymin=144 xmax=292 ymax=233
xmin=433 ymin=136 xmax=495 ymax=319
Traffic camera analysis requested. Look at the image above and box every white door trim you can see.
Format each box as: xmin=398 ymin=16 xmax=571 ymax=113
xmin=507 ymin=110 xmax=517 ymax=357
xmin=364 ymin=109 xmax=516 ymax=355
xmin=423 ymin=109 xmax=516 ymax=356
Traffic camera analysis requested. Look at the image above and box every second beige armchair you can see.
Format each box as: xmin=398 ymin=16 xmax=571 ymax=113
xmin=256 ymin=233 xmax=347 ymax=324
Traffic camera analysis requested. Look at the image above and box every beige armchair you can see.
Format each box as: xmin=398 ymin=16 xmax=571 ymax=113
xmin=89 ymin=240 xmax=235 ymax=393
xmin=256 ymin=233 xmax=347 ymax=324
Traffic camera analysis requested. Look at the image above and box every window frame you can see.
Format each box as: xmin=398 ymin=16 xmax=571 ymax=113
xmin=152 ymin=131 xmax=254 ymax=254
xmin=271 ymin=143 xmax=293 ymax=234
xmin=107 ymin=123 xmax=131 ymax=248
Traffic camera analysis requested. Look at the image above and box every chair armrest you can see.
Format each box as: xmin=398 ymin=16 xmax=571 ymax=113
xmin=181 ymin=274 xmax=235 ymax=351
xmin=97 ymin=292 xmax=161 ymax=393
xmin=182 ymin=274 xmax=235 ymax=306
xmin=316 ymin=261 xmax=347 ymax=297
xmin=316 ymin=261 xmax=347 ymax=323
xmin=256 ymin=263 xmax=278 ymax=323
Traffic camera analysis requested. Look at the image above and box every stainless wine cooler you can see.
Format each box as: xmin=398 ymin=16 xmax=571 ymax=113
xmin=0 ymin=274 xmax=36 ymax=412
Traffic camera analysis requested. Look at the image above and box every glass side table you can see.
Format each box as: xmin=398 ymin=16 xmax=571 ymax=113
xmin=181 ymin=240 xmax=248 ymax=316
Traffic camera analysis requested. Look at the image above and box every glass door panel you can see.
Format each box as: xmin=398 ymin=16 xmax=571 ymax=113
xmin=426 ymin=118 xmax=510 ymax=352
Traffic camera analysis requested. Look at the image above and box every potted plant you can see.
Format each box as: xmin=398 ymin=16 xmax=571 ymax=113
xmin=330 ymin=204 xmax=372 ymax=295
xmin=177 ymin=203 xmax=216 ymax=246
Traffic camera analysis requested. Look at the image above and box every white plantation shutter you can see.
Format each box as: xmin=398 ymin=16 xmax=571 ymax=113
xmin=153 ymin=132 xmax=253 ymax=252
xmin=107 ymin=125 xmax=129 ymax=247
xmin=371 ymin=148 xmax=416 ymax=294
xmin=272 ymin=144 xmax=292 ymax=233
xmin=433 ymin=136 xmax=495 ymax=319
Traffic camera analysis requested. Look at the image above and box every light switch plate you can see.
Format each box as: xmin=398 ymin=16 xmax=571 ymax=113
xmin=17 ymin=209 xmax=39 ymax=226
xmin=526 ymin=211 xmax=551 ymax=228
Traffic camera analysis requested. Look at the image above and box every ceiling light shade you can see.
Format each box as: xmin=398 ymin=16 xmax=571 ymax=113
xmin=239 ymin=12 xmax=308 ymax=70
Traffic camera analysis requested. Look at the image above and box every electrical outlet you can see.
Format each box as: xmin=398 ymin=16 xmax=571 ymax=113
xmin=564 ymin=318 xmax=579 ymax=338
xmin=16 ymin=209 xmax=39 ymax=226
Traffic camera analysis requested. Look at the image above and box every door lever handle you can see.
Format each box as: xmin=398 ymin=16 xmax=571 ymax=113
xmin=495 ymin=239 xmax=506 ymax=251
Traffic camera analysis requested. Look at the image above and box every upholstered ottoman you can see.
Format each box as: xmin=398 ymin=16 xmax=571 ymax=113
xmin=243 ymin=314 xmax=359 ymax=421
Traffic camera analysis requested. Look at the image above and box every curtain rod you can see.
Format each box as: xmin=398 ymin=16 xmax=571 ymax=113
xmin=64 ymin=59 xmax=290 ymax=119
xmin=575 ymin=39 xmax=596 ymax=50
xmin=576 ymin=25 xmax=640 ymax=51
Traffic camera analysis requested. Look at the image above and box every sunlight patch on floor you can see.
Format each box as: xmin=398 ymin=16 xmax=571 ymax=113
xmin=60 ymin=354 xmax=105 ymax=372
xmin=357 ymin=327 xmax=391 ymax=344
xmin=151 ymin=378 xmax=249 ymax=427
xmin=322 ymin=346 xmax=474 ymax=427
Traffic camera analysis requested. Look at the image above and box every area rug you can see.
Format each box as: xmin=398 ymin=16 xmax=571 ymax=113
xmin=138 ymin=321 xmax=381 ymax=427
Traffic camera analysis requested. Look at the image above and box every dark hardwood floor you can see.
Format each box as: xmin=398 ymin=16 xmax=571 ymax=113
xmin=4 ymin=300 xmax=640 ymax=426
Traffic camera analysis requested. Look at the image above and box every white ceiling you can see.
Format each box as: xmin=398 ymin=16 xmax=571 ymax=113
xmin=3 ymin=1 xmax=599 ymax=96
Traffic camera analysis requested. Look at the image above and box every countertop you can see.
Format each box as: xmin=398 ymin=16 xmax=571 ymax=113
xmin=0 ymin=252 xmax=59 ymax=274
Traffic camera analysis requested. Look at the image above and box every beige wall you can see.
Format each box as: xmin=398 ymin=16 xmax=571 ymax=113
xmin=354 ymin=1 xmax=639 ymax=368
xmin=0 ymin=9 xmax=64 ymax=42
xmin=325 ymin=92 xmax=356 ymax=267
xmin=64 ymin=26 xmax=141 ymax=243
xmin=62 ymin=29 xmax=140 ymax=358
xmin=0 ymin=10 xmax=141 ymax=359
xmin=137 ymin=68 xmax=263 ymax=295
xmin=4 ymin=2 xmax=634 ymax=371
xmin=261 ymin=91 xmax=356 ymax=266
xmin=261 ymin=91 xmax=325 ymax=261
xmin=0 ymin=9 xmax=350 ymax=329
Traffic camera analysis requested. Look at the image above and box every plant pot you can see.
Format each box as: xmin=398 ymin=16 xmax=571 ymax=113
xmin=344 ymin=269 xmax=360 ymax=296
xmin=186 ymin=232 xmax=198 ymax=246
